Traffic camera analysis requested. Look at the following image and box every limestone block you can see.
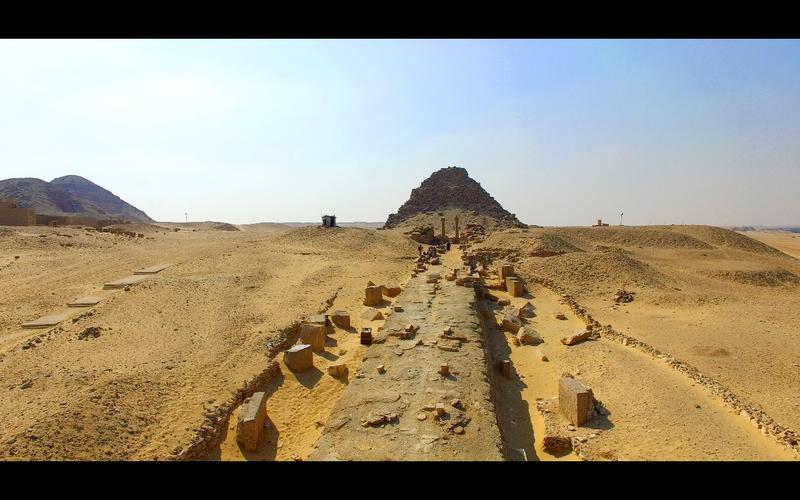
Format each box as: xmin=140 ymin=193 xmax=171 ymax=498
xmin=284 ymin=344 xmax=313 ymax=372
xmin=332 ymin=310 xmax=350 ymax=329
xmin=506 ymin=277 xmax=524 ymax=297
xmin=236 ymin=391 xmax=268 ymax=451
xmin=559 ymin=377 xmax=594 ymax=426
xmin=382 ymin=284 xmax=402 ymax=297
xmin=500 ymin=264 xmax=515 ymax=280
xmin=517 ymin=326 xmax=543 ymax=346
xmin=560 ymin=330 xmax=591 ymax=346
xmin=22 ymin=313 xmax=71 ymax=329
xmin=67 ymin=296 xmax=102 ymax=308
xmin=364 ymin=285 xmax=383 ymax=306
xmin=501 ymin=312 xmax=522 ymax=333
xmin=300 ymin=322 xmax=326 ymax=352
xmin=517 ymin=301 xmax=536 ymax=318
xmin=309 ymin=314 xmax=330 ymax=327
xmin=359 ymin=307 xmax=384 ymax=321
xmin=327 ymin=363 xmax=348 ymax=378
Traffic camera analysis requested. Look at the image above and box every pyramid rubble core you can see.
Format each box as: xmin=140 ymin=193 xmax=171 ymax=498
xmin=383 ymin=166 xmax=526 ymax=229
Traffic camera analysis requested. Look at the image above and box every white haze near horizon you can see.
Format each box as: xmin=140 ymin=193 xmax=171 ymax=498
xmin=0 ymin=39 xmax=798 ymax=227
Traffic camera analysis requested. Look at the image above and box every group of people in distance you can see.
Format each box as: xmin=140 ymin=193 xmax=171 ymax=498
xmin=417 ymin=241 xmax=451 ymax=257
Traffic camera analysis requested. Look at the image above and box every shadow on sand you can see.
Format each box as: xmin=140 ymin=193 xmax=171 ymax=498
xmin=478 ymin=297 xmax=540 ymax=461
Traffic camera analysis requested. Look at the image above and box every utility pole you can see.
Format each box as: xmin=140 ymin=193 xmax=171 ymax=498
xmin=185 ymin=213 xmax=188 ymax=223
xmin=620 ymin=212 xmax=624 ymax=226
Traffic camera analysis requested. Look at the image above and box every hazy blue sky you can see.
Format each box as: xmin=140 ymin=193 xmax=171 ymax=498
xmin=1 ymin=39 xmax=798 ymax=226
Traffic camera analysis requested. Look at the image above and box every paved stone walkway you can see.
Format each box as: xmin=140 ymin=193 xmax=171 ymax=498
xmin=309 ymin=250 xmax=503 ymax=460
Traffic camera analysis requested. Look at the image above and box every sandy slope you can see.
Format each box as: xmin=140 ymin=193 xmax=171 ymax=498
xmin=0 ymin=225 xmax=415 ymax=460
xmin=472 ymin=225 xmax=800 ymax=459
xmin=741 ymin=230 xmax=800 ymax=259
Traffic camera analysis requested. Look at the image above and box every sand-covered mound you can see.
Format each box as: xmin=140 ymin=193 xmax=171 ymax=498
xmin=237 ymin=222 xmax=292 ymax=233
xmin=520 ymin=250 xmax=670 ymax=291
xmin=702 ymin=269 xmax=800 ymax=287
xmin=103 ymin=223 xmax=165 ymax=234
xmin=675 ymin=225 xmax=790 ymax=257
xmin=156 ymin=221 xmax=241 ymax=232
xmin=471 ymin=230 xmax=584 ymax=259
xmin=555 ymin=227 xmax=714 ymax=250
xmin=274 ymin=226 xmax=416 ymax=257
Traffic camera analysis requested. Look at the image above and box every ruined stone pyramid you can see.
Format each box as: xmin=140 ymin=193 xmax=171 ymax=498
xmin=383 ymin=166 xmax=526 ymax=229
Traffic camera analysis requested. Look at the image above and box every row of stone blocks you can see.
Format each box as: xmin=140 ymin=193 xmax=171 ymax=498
xmin=284 ymin=311 xmax=343 ymax=372
xmin=497 ymin=262 xmax=525 ymax=297
xmin=364 ymin=284 xmax=402 ymax=306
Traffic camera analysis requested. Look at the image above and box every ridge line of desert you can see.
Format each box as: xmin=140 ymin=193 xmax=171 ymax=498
xmin=1 ymin=166 xmax=798 ymax=461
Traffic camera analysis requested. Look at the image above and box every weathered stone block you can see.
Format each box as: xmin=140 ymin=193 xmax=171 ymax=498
xmin=502 ymin=312 xmax=522 ymax=333
xmin=560 ymin=330 xmax=591 ymax=346
xmin=499 ymin=264 xmax=515 ymax=280
xmin=364 ymin=285 xmax=383 ymax=306
xmin=309 ymin=314 xmax=330 ymax=327
xmin=332 ymin=310 xmax=350 ymax=329
xmin=517 ymin=326 xmax=543 ymax=346
xmin=559 ymin=377 xmax=594 ymax=426
xmin=517 ymin=301 xmax=536 ymax=318
xmin=506 ymin=277 xmax=524 ymax=297
xmin=327 ymin=363 xmax=348 ymax=378
xmin=236 ymin=391 xmax=268 ymax=451
xmin=359 ymin=307 xmax=384 ymax=321
xmin=284 ymin=344 xmax=313 ymax=372
xmin=382 ymin=284 xmax=402 ymax=297
xmin=300 ymin=322 xmax=326 ymax=352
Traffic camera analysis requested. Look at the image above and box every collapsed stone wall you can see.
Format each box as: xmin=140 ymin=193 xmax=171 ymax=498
xmin=521 ymin=272 xmax=800 ymax=457
xmin=173 ymin=290 xmax=340 ymax=461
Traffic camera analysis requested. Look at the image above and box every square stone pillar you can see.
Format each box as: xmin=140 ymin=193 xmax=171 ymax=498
xmin=559 ymin=377 xmax=594 ymax=426
xmin=236 ymin=391 xmax=268 ymax=451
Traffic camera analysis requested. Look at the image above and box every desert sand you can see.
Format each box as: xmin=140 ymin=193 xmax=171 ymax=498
xmin=740 ymin=230 xmax=800 ymax=259
xmin=1 ymin=220 xmax=798 ymax=461
xmin=0 ymin=223 xmax=415 ymax=459
xmin=471 ymin=225 xmax=800 ymax=459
